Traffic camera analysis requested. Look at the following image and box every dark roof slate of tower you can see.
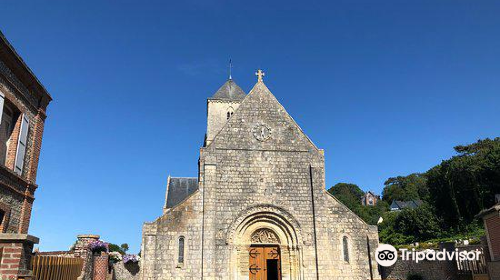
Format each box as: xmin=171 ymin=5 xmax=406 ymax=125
xmin=165 ymin=177 xmax=198 ymax=209
xmin=210 ymin=79 xmax=246 ymax=101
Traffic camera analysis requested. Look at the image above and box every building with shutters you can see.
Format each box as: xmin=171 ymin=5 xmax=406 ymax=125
xmin=476 ymin=195 xmax=500 ymax=280
xmin=140 ymin=71 xmax=380 ymax=280
xmin=0 ymin=31 xmax=52 ymax=279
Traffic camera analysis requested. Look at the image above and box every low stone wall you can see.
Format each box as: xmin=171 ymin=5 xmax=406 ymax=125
xmin=111 ymin=261 xmax=140 ymax=280
xmin=36 ymin=234 xmax=108 ymax=280
xmin=381 ymin=259 xmax=458 ymax=280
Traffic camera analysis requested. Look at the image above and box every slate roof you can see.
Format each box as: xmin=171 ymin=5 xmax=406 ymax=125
xmin=476 ymin=204 xmax=500 ymax=219
xmin=390 ymin=200 xmax=423 ymax=210
xmin=210 ymin=79 xmax=246 ymax=101
xmin=165 ymin=177 xmax=199 ymax=209
xmin=365 ymin=191 xmax=380 ymax=198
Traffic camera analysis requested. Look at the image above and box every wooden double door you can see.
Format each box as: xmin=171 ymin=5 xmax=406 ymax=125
xmin=249 ymin=246 xmax=281 ymax=280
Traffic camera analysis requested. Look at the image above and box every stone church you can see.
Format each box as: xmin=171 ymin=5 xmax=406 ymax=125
xmin=141 ymin=71 xmax=380 ymax=280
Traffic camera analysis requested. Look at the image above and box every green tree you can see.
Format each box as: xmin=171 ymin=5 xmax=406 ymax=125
xmin=109 ymin=243 xmax=125 ymax=255
xmin=427 ymin=138 xmax=500 ymax=230
xmin=379 ymin=204 xmax=442 ymax=244
xmin=328 ymin=183 xmax=365 ymax=200
xmin=357 ymin=200 xmax=390 ymax=225
xmin=328 ymin=183 xmax=364 ymax=211
xmin=120 ymin=243 xmax=129 ymax=253
xmin=382 ymin=173 xmax=428 ymax=202
xmin=328 ymin=183 xmax=388 ymax=225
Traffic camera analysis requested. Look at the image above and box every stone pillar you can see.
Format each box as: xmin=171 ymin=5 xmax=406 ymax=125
xmin=74 ymin=234 xmax=100 ymax=280
xmin=0 ymin=233 xmax=38 ymax=280
xmin=439 ymin=242 xmax=459 ymax=280
xmin=74 ymin=234 xmax=100 ymax=257
xmin=92 ymin=252 xmax=108 ymax=280
xmin=201 ymin=159 xmax=217 ymax=278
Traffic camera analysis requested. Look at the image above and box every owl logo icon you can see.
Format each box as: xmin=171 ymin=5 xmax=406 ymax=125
xmin=375 ymin=244 xmax=398 ymax=267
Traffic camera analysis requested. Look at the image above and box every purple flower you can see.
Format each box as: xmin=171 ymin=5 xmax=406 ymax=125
xmin=88 ymin=240 xmax=109 ymax=253
xmin=123 ymin=254 xmax=140 ymax=263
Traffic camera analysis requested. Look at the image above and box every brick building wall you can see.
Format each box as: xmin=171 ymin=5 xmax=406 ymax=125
xmin=0 ymin=234 xmax=38 ymax=279
xmin=488 ymin=261 xmax=500 ymax=280
xmin=0 ymin=31 xmax=52 ymax=279
xmin=485 ymin=214 xmax=500 ymax=260
xmin=0 ymin=61 xmax=48 ymax=235
xmin=477 ymin=203 xmax=500 ymax=280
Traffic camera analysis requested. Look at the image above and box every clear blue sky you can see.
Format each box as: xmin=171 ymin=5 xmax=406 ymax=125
xmin=1 ymin=0 xmax=499 ymax=253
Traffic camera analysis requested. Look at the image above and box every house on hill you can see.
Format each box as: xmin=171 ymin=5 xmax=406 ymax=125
xmin=390 ymin=200 xmax=423 ymax=211
xmin=361 ymin=191 xmax=380 ymax=206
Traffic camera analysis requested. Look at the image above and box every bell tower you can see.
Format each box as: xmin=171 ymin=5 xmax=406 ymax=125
xmin=205 ymin=78 xmax=246 ymax=145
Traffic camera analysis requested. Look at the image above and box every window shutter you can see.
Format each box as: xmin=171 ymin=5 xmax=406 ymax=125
xmin=0 ymin=91 xmax=4 ymax=124
xmin=14 ymin=114 xmax=29 ymax=176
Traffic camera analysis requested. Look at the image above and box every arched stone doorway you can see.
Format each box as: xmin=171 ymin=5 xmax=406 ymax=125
xmin=226 ymin=205 xmax=303 ymax=280
xmin=249 ymin=229 xmax=282 ymax=280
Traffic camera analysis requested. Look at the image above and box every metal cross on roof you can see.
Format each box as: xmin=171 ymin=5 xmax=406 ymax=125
xmin=255 ymin=69 xmax=265 ymax=82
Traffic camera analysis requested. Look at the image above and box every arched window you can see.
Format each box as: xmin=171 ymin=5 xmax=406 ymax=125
xmin=0 ymin=102 xmax=18 ymax=165
xmin=178 ymin=236 xmax=185 ymax=264
xmin=0 ymin=203 xmax=9 ymax=233
xmin=226 ymin=107 xmax=234 ymax=120
xmin=0 ymin=209 xmax=5 ymax=232
xmin=343 ymin=236 xmax=349 ymax=263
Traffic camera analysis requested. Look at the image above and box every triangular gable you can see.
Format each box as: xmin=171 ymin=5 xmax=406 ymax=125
xmin=209 ymin=80 xmax=319 ymax=152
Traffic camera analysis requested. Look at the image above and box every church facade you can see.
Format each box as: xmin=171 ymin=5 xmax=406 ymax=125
xmin=140 ymin=71 xmax=380 ymax=280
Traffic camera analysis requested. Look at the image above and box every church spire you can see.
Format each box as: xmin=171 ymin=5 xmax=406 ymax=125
xmin=228 ymin=59 xmax=233 ymax=80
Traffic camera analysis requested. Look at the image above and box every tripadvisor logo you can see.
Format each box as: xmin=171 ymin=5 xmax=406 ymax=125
xmin=375 ymin=243 xmax=483 ymax=267
xmin=375 ymin=244 xmax=398 ymax=267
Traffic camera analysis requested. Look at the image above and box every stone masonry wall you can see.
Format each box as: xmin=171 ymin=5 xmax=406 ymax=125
xmin=206 ymin=99 xmax=241 ymax=145
xmin=0 ymin=189 xmax=22 ymax=234
xmin=381 ymin=259 xmax=458 ymax=280
xmin=112 ymin=261 xmax=140 ymax=280
xmin=202 ymin=81 xmax=379 ymax=280
xmin=141 ymin=191 xmax=203 ymax=279
xmin=74 ymin=234 xmax=100 ymax=280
